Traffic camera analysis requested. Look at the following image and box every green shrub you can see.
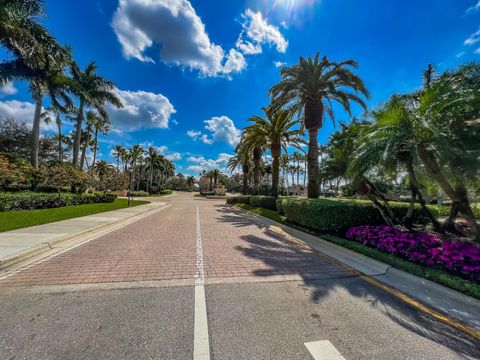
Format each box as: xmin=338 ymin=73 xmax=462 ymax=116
xmin=282 ymin=198 xmax=428 ymax=234
xmin=200 ymin=191 xmax=215 ymax=196
xmin=35 ymin=184 xmax=71 ymax=193
xmin=276 ymin=198 xmax=285 ymax=214
xmin=159 ymin=189 xmax=173 ymax=195
xmin=0 ymin=192 xmax=115 ymax=212
xmin=249 ymin=195 xmax=277 ymax=211
xmin=128 ymin=191 xmax=149 ymax=197
xmin=226 ymin=195 xmax=251 ymax=205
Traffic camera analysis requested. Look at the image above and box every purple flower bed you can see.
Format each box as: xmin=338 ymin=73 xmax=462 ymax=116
xmin=346 ymin=226 xmax=480 ymax=283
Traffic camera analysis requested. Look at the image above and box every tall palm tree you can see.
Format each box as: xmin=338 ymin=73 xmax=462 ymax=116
xmin=228 ymin=143 xmax=252 ymax=195
xmin=69 ymin=62 xmax=122 ymax=167
xmin=128 ymin=144 xmax=144 ymax=192
xmin=186 ymin=176 xmax=196 ymax=191
xmin=145 ymin=147 xmax=162 ymax=193
xmin=0 ymin=45 xmax=72 ymax=168
xmin=241 ymin=127 xmax=266 ymax=195
xmin=42 ymin=104 xmax=69 ymax=162
xmin=112 ymin=145 xmax=126 ymax=170
xmin=247 ymin=108 xmax=303 ymax=197
xmin=86 ymin=111 xmax=109 ymax=168
xmin=270 ymin=53 xmax=369 ymax=198
xmin=0 ymin=0 xmax=67 ymax=84
xmin=210 ymin=168 xmax=223 ymax=188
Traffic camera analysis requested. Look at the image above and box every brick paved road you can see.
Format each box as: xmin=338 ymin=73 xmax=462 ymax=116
xmin=0 ymin=192 xmax=478 ymax=360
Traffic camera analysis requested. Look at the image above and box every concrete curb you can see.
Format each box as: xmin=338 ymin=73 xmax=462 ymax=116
xmin=0 ymin=203 xmax=169 ymax=272
xmin=234 ymin=206 xmax=480 ymax=331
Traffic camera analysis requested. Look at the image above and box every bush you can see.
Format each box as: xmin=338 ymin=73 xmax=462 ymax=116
xmin=128 ymin=190 xmax=149 ymax=197
xmin=281 ymin=198 xmax=428 ymax=234
xmin=35 ymin=184 xmax=71 ymax=193
xmin=249 ymin=195 xmax=277 ymax=211
xmin=346 ymin=226 xmax=480 ymax=283
xmin=226 ymin=195 xmax=251 ymax=205
xmin=200 ymin=190 xmax=215 ymax=196
xmin=159 ymin=189 xmax=173 ymax=195
xmin=0 ymin=192 xmax=115 ymax=212
xmin=276 ymin=197 xmax=288 ymax=214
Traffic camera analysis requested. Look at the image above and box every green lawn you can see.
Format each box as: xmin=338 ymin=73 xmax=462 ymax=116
xmin=234 ymin=203 xmax=480 ymax=300
xmin=0 ymin=199 xmax=149 ymax=233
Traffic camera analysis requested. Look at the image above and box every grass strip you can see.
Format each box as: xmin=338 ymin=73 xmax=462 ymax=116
xmin=0 ymin=199 xmax=149 ymax=232
xmin=235 ymin=203 xmax=480 ymax=300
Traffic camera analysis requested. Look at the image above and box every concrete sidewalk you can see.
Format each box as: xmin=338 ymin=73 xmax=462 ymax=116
xmin=0 ymin=199 xmax=169 ymax=271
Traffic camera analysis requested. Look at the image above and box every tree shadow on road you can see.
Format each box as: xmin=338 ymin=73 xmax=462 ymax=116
xmin=216 ymin=204 xmax=480 ymax=358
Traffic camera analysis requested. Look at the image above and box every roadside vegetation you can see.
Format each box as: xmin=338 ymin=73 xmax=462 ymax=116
xmin=222 ymin=53 xmax=480 ymax=296
xmin=0 ymin=2 xmax=180 ymax=219
xmin=0 ymin=199 xmax=148 ymax=233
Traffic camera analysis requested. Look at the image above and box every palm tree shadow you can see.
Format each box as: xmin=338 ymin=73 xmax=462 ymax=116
xmin=216 ymin=204 xmax=480 ymax=358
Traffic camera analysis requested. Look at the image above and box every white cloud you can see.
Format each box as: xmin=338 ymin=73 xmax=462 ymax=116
xmin=0 ymin=100 xmax=55 ymax=131
xmin=112 ymin=0 xmax=246 ymax=77
xmin=273 ymin=61 xmax=286 ymax=67
xmin=187 ymin=130 xmax=202 ymax=138
xmin=187 ymin=116 xmax=240 ymax=146
xmin=108 ymin=88 xmax=176 ymax=132
xmin=466 ymin=0 xmax=480 ymax=14
xmin=204 ymin=116 xmax=241 ymax=146
xmin=0 ymin=82 xmax=17 ymax=97
xmin=236 ymin=9 xmax=288 ymax=55
xmin=465 ymin=28 xmax=480 ymax=46
xmin=166 ymin=152 xmax=181 ymax=160
xmin=187 ymin=152 xmax=233 ymax=172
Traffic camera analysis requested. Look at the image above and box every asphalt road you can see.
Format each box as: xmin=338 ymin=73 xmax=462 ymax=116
xmin=0 ymin=192 xmax=478 ymax=360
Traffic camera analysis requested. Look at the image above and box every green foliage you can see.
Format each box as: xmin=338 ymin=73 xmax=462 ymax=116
xmin=226 ymin=195 xmax=251 ymax=205
xmin=0 ymin=199 xmax=148 ymax=233
xmin=249 ymin=195 xmax=278 ymax=211
xmin=281 ymin=198 xmax=428 ymax=234
xmin=0 ymin=192 xmax=115 ymax=212
xmin=128 ymin=190 xmax=149 ymax=197
xmin=200 ymin=190 xmax=215 ymax=196
xmin=322 ymin=235 xmax=480 ymax=300
xmin=276 ymin=198 xmax=284 ymax=214
xmin=159 ymin=189 xmax=173 ymax=195
xmin=0 ymin=153 xmax=34 ymax=188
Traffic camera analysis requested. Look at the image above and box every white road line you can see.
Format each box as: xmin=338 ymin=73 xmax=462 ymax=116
xmin=305 ymin=341 xmax=346 ymax=360
xmin=194 ymin=205 xmax=210 ymax=360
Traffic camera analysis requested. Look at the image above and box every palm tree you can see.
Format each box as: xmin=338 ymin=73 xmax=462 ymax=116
xmin=42 ymin=104 xmax=69 ymax=162
xmin=241 ymin=124 xmax=268 ymax=195
xmin=145 ymin=147 xmax=163 ymax=193
xmin=210 ymin=168 xmax=223 ymax=188
xmin=0 ymin=0 xmax=67 ymax=84
xmin=280 ymin=153 xmax=290 ymax=195
xmin=112 ymin=145 xmax=125 ymax=170
xmin=270 ymin=53 xmax=369 ymax=198
xmin=0 ymin=45 xmax=72 ymax=168
xmin=86 ymin=111 xmax=109 ymax=168
xmin=186 ymin=176 xmax=196 ymax=191
xmin=228 ymin=143 xmax=252 ymax=195
xmin=69 ymin=62 xmax=122 ymax=167
xmin=246 ymin=108 xmax=303 ymax=197
xmin=128 ymin=144 xmax=144 ymax=192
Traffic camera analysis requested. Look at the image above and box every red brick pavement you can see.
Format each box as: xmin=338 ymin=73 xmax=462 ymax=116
xmin=1 ymin=194 xmax=349 ymax=287
xmin=199 ymin=200 xmax=349 ymax=279
xmin=1 ymin=196 xmax=197 ymax=286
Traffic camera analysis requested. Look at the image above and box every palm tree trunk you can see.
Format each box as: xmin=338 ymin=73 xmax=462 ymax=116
xmin=80 ymin=135 xmax=88 ymax=170
xmin=242 ymin=163 xmax=249 ymax=195
xmin=418 ymin=145 xmax=480 ymax=240
xmin=72 ymin=101 xmax=84 ymax=167
xmin=92 ymin=128 xmax=99 ymax=167
xmin=31 ymin=98 xmax=43 ymax=168
xmin=307 ymin=129 xmax=320 ymax=198
xmin=57 ymin=118 xmax=63 ymax=162
xmin=271 ymin=143 xmax=281 ymax=198
xmin=303 ymin=159 xmax=307 ymax=188
xmin=253 ymin=147 xmax=261 ymax=195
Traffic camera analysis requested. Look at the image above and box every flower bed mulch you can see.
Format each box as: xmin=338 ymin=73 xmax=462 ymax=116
xmin=346 ymin=226 xmax=480 ymax=283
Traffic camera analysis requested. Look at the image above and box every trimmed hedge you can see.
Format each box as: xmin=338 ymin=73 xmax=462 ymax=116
xmin=281 ymin=198 xmax=428 ymax=234
xmin=0 ymin=192 xmax=116 ymax=212
xmin=226 ymin=195 xmax=251 ymax=205
xmin=200 ymin=191 xmax=215 ymax=196
xmin=249 ymin=195 xmax=277 ymax=211
xmin=159 ymin=189 xmax=173 ymax=195
xmin=128 ymin=191 xmax=149 ymax=197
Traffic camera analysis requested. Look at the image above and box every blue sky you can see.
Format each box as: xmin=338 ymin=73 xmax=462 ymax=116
xmin=1 ymin=0 xmax=479 ymax=175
